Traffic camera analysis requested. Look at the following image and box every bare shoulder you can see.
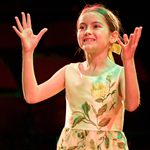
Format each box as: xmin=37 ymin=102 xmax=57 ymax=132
xmin=54 ymin=63 xmax=71 ymax=76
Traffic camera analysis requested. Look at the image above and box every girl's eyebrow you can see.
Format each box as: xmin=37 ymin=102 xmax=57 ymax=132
xmin=92 ymin=21 xmax=103 ymax=25
xmin=78 ymin=21 xmax=103 ymax=26
xmin=77 ymin=22 xmax=86 ymax=29
xmin=78 ymin=22 xmax=85 ymax=26
xmin=77 ymin=21 xmax=104 ymax=29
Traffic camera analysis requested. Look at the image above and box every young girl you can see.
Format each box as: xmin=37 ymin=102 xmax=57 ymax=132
xmin=12 ymin=3 xmax=142 ymax=150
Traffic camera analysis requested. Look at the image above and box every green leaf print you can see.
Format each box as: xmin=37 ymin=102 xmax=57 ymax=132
xmin=72 ymin=115 xmax=85 ymax=128
xmin=82 ymin=102 xmax=90 ymax=118
xmin=105 ymin=136 xmax=109 ymax=149
xmin=117 ymin=131 xmax=123 ymax=139
xmin=106 ymin=75 xmax=112 ymax=82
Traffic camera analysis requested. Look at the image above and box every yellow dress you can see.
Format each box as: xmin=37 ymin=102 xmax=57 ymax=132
xmin=57 ymin=61 xmax=129 ymax=150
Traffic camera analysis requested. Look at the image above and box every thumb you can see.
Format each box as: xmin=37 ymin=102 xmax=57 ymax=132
xmin=37 ymin=28 xmax=48 ymax=41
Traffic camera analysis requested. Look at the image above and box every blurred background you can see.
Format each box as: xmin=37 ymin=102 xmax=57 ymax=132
xmin=0 ymin=0 xmax=149 ymax=149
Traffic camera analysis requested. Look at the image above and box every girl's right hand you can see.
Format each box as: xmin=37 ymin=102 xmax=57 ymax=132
xmin=12 ymin=12 xmax=48 ymax=53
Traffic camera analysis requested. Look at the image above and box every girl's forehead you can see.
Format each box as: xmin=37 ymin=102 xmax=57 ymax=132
xmin=77 ymin=11 xmax=105 ymax=24
xmin=78 ymin=12 xmax=105 ymax=22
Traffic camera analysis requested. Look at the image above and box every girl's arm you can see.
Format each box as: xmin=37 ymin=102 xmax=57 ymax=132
xmin=118 ymin=26 xmax=142 ymax=111
xmin=22 ymin=51 xmax=66 ymax=103
xmin=13 ymin=12 xmax=65 ymax=104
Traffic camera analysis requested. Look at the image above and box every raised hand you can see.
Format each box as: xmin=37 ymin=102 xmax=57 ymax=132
xmin=117 ymin=26 xmax=142 ymax=62
xmin=12 ymin=12 xmax=48 ymax=53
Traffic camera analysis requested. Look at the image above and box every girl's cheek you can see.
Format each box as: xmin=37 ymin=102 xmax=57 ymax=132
xmin=77 ymin=32 xmax=81 ymax=41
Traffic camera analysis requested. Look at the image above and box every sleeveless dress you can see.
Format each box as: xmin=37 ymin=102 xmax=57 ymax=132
xmin=57 ymin=61 xmax=129 ymax=150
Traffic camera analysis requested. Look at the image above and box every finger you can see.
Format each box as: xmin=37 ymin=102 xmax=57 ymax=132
xmin=123 ymin=34 xmax=129 ymax=44
xmin=14 ymin=16 xmax=23 ymax=32
xmin=130 ymin=27 xmax=142 ymax=49
xmin=12 ymin=26 xmax=22 ymax=38
xmin=131 ymin=27 xmax=139 ymax=45
xmin=21 ymin=12 xmax=27 ymax=28
xmin=128 ymin=33 xmax=134 ymax=48
xmin=37 ymin=28 xmax=48 ymax=41
xmin=117 ymin=37 xmax=124 ymax=47
xmin=134 ymin=26 xmax=142 ymax=44
xmin=27 ymin=13 xmax=32 ymax=28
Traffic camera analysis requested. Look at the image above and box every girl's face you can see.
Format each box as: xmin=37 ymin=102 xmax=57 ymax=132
xmin=77 ymin=11 xmax=112 ymax=55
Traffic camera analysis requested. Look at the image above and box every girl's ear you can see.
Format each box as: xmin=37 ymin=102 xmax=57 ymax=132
xmin=110 ymin=31 xmax=119 ymax=44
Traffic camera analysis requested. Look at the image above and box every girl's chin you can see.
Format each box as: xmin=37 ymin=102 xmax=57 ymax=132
xmin=83 ymin=46 xmax=96 ymax=52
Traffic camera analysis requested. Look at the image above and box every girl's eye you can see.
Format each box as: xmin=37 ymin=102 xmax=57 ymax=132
xmin=79 ymin=25 xmax=85 ymax=30
xmin=93 ymin=24 xmax=100 ymax=28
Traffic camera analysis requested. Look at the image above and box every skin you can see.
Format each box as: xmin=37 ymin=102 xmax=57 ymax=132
xmin=77 ymin=12 xmax=119 ymax=75
xmin=12 ymin=11 xmax=142 ymax=112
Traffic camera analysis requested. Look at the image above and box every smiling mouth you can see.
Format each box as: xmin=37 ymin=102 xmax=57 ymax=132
xmin=83 ymin=38 xmax=95 ymax=42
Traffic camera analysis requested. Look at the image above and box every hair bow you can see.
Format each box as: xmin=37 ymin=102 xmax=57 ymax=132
xmin=108 ymin=43 xmax=122 ymax=62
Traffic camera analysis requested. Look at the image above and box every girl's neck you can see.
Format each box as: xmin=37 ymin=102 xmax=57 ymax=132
xmin=86 ymin=52 xmax=108 ymax=67
xmin=80 ymin=56 xmax=113 ymax=76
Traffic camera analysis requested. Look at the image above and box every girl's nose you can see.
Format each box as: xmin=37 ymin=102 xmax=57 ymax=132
xmin=85 ymin=27 xmax=92 ymax=35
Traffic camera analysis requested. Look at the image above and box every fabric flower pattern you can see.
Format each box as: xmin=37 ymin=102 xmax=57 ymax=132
xmin=91 ymin=82 xmax=109 ymax=99
xmin=57 ymin=74 xmax=128 ymax=149
xmin=91 ymin=74 xmax=116 ymax=103
xmin=58 ymin=129 xmax=127 ymax=150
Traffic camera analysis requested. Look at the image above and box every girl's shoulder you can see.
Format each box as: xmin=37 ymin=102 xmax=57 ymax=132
xmin=66 ymin=62 xmax=80 ymax=68
xmin=65 ymin=62 xmax=82 ymax=74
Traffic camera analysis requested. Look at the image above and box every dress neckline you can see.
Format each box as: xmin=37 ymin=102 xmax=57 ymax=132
xmin=76 ymin=58 xmax=116 ymax=78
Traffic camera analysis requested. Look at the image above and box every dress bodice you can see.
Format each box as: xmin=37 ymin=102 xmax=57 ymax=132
xmin=64 ymin=62 xmax=125 ymax=131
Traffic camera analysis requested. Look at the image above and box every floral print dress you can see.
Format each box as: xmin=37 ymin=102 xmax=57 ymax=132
xmin=57 ymin=61 xmax=129 ymax=150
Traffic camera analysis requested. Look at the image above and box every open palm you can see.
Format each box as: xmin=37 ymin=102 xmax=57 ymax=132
xmin=12 ymin=12 xmax=48 ymax=52
xmin=118 ymin=26 xmax=142 ymax=61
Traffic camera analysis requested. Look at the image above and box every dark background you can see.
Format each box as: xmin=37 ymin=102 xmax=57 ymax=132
xmin=0 ymin=0 xmax=149 ymax=149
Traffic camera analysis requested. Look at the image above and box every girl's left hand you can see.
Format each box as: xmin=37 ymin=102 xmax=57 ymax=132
xmin=117 ymin=26 xmax=142 ymax=62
